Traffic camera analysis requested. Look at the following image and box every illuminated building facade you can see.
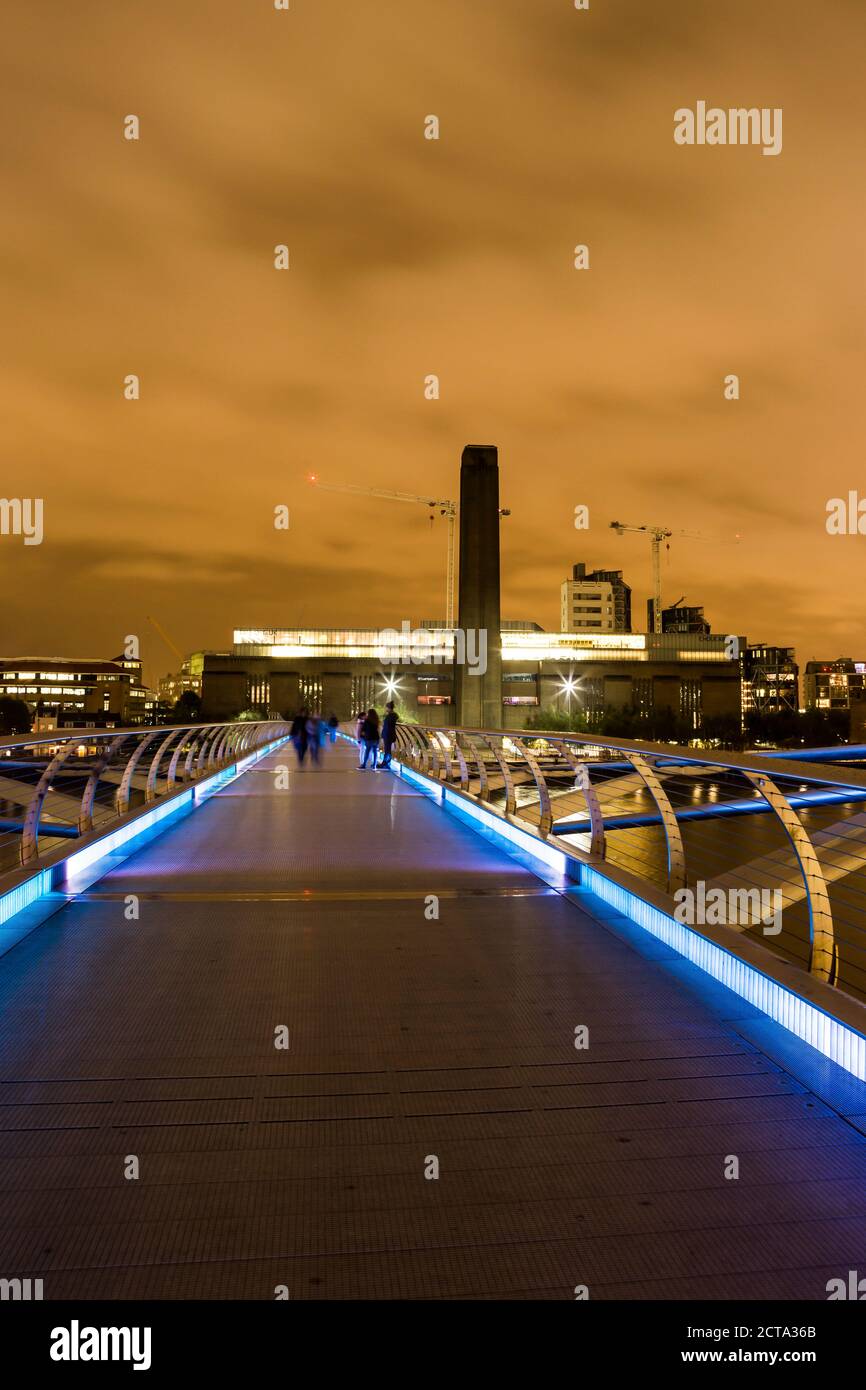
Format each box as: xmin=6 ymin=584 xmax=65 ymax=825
xmin=198 ymin=627 xmax=744 ymax=730
xmin=804 ymin=657 xmax=866 ymax=711
xmin=744 ymin=645 xmax=799 ymax=715
xmin=0 ymin=656 xmax=155 ymax=729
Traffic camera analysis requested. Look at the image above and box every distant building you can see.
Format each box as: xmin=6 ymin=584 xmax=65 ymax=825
xmin=0 ymin=656 xmax=156 ymax=729
xmin=744 ymin=645 xmax=799 ymax=715
xmin=198 ymin=626 xmax=743 ymax=732
xmin=560 ymin=565 xmax=632 ymax=633
xmin=648 ymin=599 xmax=711 ymax=635
xmin=157 ymin=657 xmax=201 ymax=706
xmin=804 ymin=658 xmax=866 ymax=711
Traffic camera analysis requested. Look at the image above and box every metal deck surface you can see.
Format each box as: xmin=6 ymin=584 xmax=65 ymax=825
xmin=1 ymin=740 xmax=866 ymax=1299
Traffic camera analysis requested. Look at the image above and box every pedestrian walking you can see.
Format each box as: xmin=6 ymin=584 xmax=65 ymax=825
xmin=357 ymin=708 xmax=380 ymax=770
xmin=306 ymin=712 xmax=322 ymax=765
xmin=354 ymin=710 xmax=366 ymax=765
xmin=379 ymin=700 xmax=398 ymax=768
xmin=290 ymin=708 xmax=309 ymax=765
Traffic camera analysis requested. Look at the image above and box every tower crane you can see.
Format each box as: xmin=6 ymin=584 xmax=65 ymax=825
xmin=310 ymin=476 xmax=511 ymax=631
xmin=146 ymin=615 xmax=185 ymax=664
xmin=609 ymin=521 xmax=703 ymax=634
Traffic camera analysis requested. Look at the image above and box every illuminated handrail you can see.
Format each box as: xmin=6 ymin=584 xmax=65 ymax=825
xmin=0 ymin=721 xmax=290 ymax=868
xmin=393 ymin=723 xmax=866 ymax=987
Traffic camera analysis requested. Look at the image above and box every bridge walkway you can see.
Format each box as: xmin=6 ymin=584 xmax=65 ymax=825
xmin=1 ymin=739 xmax=866 ymax=1299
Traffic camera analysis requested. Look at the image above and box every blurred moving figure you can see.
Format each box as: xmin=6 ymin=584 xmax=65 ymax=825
xmin=327 ymin=713 xmax=339 ymax=744
xmin=290 ymin=708 xmax=309 ymax=764
xmin=306 ymin=712 xmax=322 ymax=765
xmin=354 ymin=710 xmax=366 ymax=765
xmin=358 ymin=708 xmax=380 ymax=770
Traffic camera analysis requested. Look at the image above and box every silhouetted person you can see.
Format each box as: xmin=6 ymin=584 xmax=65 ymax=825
xmin=379 ymin=701 xmax=398 ymax=768
xmin=290 ymin=708 xmax=308 ymax=764
xmin=327 ymin=713 xmax=339 ymax=744
xmin=358 ymin=708 xmax=380 ymax=770
xmin=306 ymin=712 xmax=322 ymax=765
xmin=354 ymin=710 xmax=366 ymax=764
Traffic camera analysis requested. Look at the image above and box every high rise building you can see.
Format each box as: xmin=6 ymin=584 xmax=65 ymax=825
xmin=560 ymin=564 xmax=632 ymax=633
xmin=804 ymin=658 xmax=866 ymax=710
xmin=648 ymin=599 xmax=710 ymax=635
xmin=744 ymin=645 xmax=799 ymax=715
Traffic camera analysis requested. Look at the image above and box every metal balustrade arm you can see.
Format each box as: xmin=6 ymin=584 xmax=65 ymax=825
xmin=116 ymin=732 xmax=161 ymax=815
xmin=624 ymin=752 xmax=686 ymax=894
xmin=463 ymin=733 xmax=490 ymax=801
xmin=437 ymin=731 xmax=454 ymax=783
xmin=512 ymin=738 xmax=553 ymax=838
xmin=418 ymin=727 xmax=440 ymax=779
xmin=146 ymin=729 xmax=184 ymax=803
xmin=554 ymin=739 xmax=606 ymax=861
xmin=481 ymin=733 xmax=516 ymax=817
xmin=744 ymin=771 xmax=837 ymax=983
xmin=21 ymin=741 xmax=81 ymax=863
xmin=451 ymin=733 xmax=470 ymax=792
xmin=79 ymin=733 xmax=131 ymax=832
xmin=184 ymin=730 xmax=209 ymax=780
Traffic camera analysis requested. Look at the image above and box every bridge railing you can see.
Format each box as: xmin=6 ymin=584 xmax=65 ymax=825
xmin=395 ymin=723 xmax=866 ymax=1000
xmin=0 ymin=720 xmax=290 ymax=874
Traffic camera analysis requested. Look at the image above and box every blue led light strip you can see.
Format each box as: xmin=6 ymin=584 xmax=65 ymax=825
xmin=0 ymin=735 xmax=290 ymax=930
xmin=393 ymin=756 xmax=866 ymax=1082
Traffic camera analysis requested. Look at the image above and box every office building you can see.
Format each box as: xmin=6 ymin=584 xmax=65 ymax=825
xmin=0 ymin=656 xmax=155 ymax=729
xmin=744 ymin=645 xmax=799 ymax=715
xmin=560 ymin=564 xmax=632 ymax=633
xmin=804 ymin=658 xmax=866 ymax=711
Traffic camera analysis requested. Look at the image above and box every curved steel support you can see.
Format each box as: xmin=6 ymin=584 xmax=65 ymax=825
xmin=213 ymin=727 xmax=234 ymax=765
xmin=625 ymin=752 xmax=686 ymax=894
xmin=554 ymin=739 xmax=606 ymax=861
xmin=482 ymin=734 xmax=516 ymax=817
xmin=143 ymin=729 xmax=183 ymax=802
xmin=168 ymin=731 xmax=195 ymax=789
xmin=436 ymin=730 xmax=454 ymax=783
xmin=744 ymin=771 xmax=836 ymax=983
xmin=208 ymin=725 xmax=229 ymax=770
xmin=21 ymin=741 xmax=81 ymax=862
xmin=184 ymin=730 xmax=208 ymax=781
xmin=408 ymin=725 xmax=429 ymax=770
xmin=418 ymin=727 xmax=441 ymax=779
xmin=196 ymin=727 xmax=223 ymax=776
xmin=463 ymin=733 xmax=490 ymax=801
xmin=79 ymin=734 xmax=131 ymax=832
xmin=451 ymin=733 xmax=470 ymax=792
xmin=116 ymin=732 xmax=161 ymax=815
xmin=512 ymin=738 xmax=552 ymax=837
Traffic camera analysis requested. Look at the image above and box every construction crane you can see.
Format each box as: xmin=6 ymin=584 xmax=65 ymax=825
xmin=310 ymin=476 xmax=512 ymax=628
xmin=609 ymin=521 xmax=703 ymax=634
xmin=146 ymin=615 xmax=184 ymax=664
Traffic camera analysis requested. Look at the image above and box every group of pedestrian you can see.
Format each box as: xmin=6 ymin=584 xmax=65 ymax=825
xmin=355 ymin=701 xmax=398 ymax=771
xmin=289 ymin=709 xmax=339 ymax=765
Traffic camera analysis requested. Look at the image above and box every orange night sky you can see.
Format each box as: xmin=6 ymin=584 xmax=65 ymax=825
xmin=1 ymin=0 xmax=864 ymax=683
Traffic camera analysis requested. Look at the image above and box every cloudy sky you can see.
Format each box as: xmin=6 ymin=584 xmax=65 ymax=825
xmin=1 ymin=0 xmax=864 ymax=683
